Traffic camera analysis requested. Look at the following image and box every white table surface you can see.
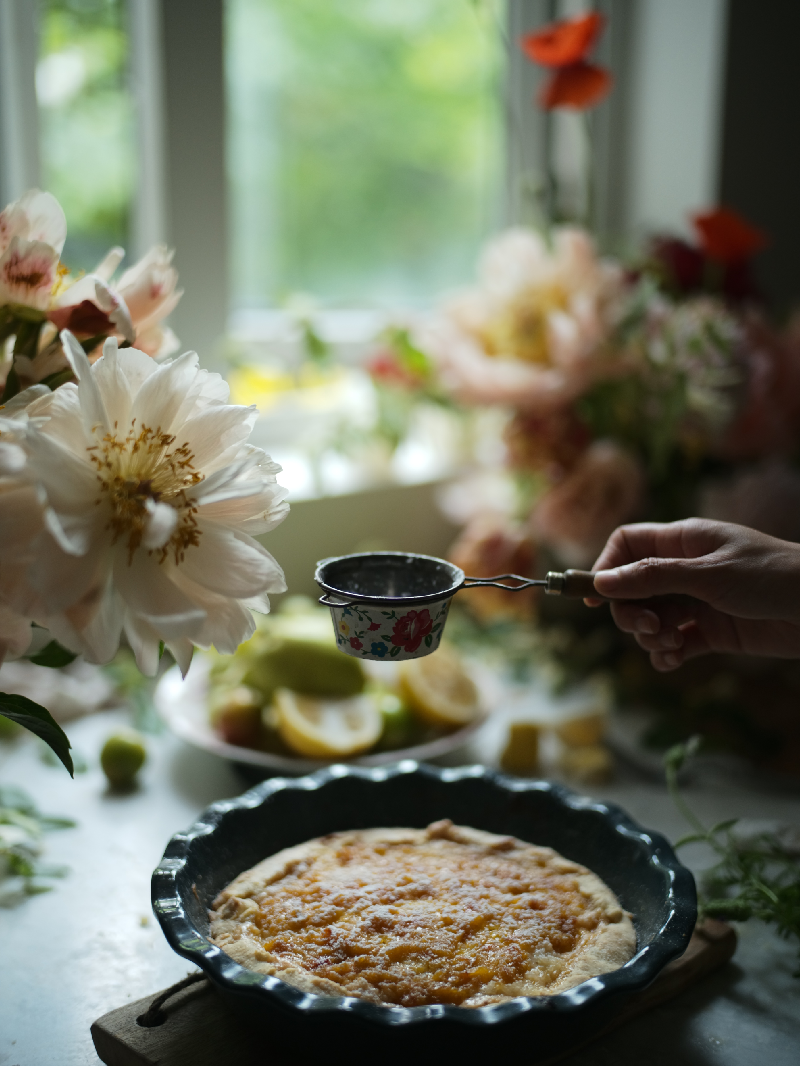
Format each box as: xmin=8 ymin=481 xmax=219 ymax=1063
xmin=1 ymin=705 xmax=799 ymax=1066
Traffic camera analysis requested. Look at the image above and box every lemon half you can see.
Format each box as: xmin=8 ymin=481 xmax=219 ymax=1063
xmin=274 ymin=689 xmax=382 ymax=758
xmin=398 ymin=645 xmax=480 ymax=729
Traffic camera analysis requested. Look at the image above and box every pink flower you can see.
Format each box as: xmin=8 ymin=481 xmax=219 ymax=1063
xmin=531 ymin=441 xmax=644 ymax=566
xmin=349 ymin=636 xmax=363 ymax=650
xmin=423 ymin=227 xmax=625 ymax=413
xmin=115 ymin=244 xmax=182 ymax=358
xmin=391 ymin=610 xmax=433 ymax=654
xmin=0 ymin=189 xmax=66 ymax=312
xmin=449 ymin=514 xmax=537 ymax=622
xmin=718 ymin=313 xmax=800 ymax=460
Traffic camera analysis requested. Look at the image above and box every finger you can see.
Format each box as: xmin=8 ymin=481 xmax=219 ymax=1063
xmin=633 ymin=627 xmax=684 ymax=652
xmin=608 ymin=602 xmax=662 ymax=635
xmin=591 ymin=521 xmax=707 ymax=572
xmin=610 ymin=596 xmax=703 ymax=632
xmin=593 ymin=555 xmax=718 ymax=602
xmin=650 ymin=622 xmax=712 ymax=671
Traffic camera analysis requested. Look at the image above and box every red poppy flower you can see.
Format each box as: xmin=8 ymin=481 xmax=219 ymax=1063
xmin=349 ymin=636 xmax=363 ymax=651
xmin=391 ymin=610 xmax=433 ymax=654
xmin=539 ymin=62 xmax=612 ymax=110
xmin=521 ymin=12 xmax=604 ymax=68
xmin=692 ymin=208 xmax=767 ymax=264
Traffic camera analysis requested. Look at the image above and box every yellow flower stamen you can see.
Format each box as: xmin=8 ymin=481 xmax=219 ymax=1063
xmin=88 ymin=420 xmax=204 ymax=564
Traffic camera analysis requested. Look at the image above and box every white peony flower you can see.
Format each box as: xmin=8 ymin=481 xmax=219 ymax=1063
xmin=0 ymin=189 xmax=66 ymax=311
xmin=0 ymin=389 xmax=51 ymax=662
xmin=20 ymin=331 xmax=289 ymax=675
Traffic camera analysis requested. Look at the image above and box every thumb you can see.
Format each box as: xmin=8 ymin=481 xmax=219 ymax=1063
xmin=593 ymin=556 xmax=713 ymax=601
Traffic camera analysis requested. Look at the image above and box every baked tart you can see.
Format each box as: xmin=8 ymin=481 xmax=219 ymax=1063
xmin=209 ymin=819 xmax=636 ymax=1007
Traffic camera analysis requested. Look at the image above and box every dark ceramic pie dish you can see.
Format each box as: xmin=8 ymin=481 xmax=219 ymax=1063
xmin=152 ymin=762 xmax=696 ymax=1064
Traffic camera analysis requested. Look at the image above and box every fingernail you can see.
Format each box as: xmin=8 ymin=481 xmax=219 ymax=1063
xmin=662 ymin=652 xmax=681 ymax=668
xmin=659 ymin=629 xmax=683 ymax=649
xmin=634 ymin=613 xmax=659 ymax=635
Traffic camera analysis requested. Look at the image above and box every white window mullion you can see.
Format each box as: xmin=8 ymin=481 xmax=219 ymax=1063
xmin=128 ymin=0 xmax=168 ymax=257
xmin=0 ymin=0 xmax=41 ymax=205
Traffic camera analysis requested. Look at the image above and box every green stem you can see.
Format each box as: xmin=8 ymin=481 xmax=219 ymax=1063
xmin=666 ymin=763 xmax=727 ymax=856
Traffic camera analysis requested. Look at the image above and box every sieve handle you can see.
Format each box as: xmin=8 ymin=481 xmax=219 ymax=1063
xmin=319 ymin=593 xmax=365 ymax=607
xmin=463 ymin=574 xmax=545 ymax=591
xmin=544 ymin=569 xmax=604 ymax=598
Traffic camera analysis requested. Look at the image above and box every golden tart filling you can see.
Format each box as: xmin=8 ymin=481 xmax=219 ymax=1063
xmin=209 ymin=820 xmax=636 ymax=1008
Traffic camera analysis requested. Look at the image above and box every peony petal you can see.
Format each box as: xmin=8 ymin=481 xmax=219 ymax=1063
xmin=0 ymin=189 xmax=67 ymax=255
xmin=113 ymin=551 xmax=205 ymax=639
xmin=173 ymin=403 xmax=256 ymax=473
xmin=94 ymin=246 xmax=125 ymax=281
xmin=0 ymin=238 xmax=60 ymax=309
xmin=123 ymin=611 xmax=162 ymax=676
xmin=93 ymin=278 xmax=135 ymax=343
xmin=92 ymin=338 xmax=158 ymax=430
xmin=28 ymin=529 xmax=109 ymax=611
xmin=0 ymin=606 xmax=34 ymax=664
xmin=60 ymin=329 xmax=110 ymax=436
xmin=166 ymin=637 xmax=194 ymax=678
xmin=168 ymin=569 xmax=257 ymax=653
xmin=128 ymin=349 xmax=201 ymax=434
xmin=143 ymin=499 xmax=178 ymax=549
xmin=65 ymin=579 xmax=124 ymax=664
xmin=197 ymin=488 xmax=289 ymax=535
xmin=178 ymin=522 xmax=286 ymax=597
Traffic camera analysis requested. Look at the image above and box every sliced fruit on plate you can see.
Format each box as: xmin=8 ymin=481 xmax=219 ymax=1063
xmin=210 ymin=686 xmax=264 ymax=747
xmin=398 ymin=644 xmax=480 ymax=728
xmin=273 ymin=688 xmax=382 ymax=758
xmin=244 ymin=639 xmax=365 ymax=701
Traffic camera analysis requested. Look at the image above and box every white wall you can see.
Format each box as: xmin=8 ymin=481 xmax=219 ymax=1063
xmin=626 ymin=0 xmax=728 ymax=239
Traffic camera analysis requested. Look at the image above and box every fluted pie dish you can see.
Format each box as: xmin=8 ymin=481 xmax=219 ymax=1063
xmin=152 ymin=762 xmax=696 ymax=1064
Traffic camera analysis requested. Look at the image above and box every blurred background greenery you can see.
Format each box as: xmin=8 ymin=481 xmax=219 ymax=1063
xmin=36 ymin=0 xmax=132 ymax=271
xmin=35 ymin=0 xmax=502 ymax=308
xmin=227 ymin=0 xmax=502 ymax=309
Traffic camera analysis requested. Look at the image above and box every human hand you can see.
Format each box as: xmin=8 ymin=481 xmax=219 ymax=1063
xmin=586 ymin=518 xmax=800 ymax=671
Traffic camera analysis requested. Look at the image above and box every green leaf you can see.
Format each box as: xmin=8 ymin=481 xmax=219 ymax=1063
xmin=424 ymin=634 xmax=432 ymax=647
xmin=0 ymin=693 xmax=73 ymax=777
xmin=28 ymin=640 xmax=78 ymax=668
xmin=702 ymin=897 xmax=753 ymax=921
xmin=710 ymin=818 xmax=739 ymax=836
xmin=674 ymin=832 xmax=709 ymax=848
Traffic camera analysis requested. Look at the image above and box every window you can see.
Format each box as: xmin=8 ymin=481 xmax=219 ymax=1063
xmin=36 ymin=0 xmax=134 ymax=272
xmin=226 ymin=0 xmax=503 ymax=311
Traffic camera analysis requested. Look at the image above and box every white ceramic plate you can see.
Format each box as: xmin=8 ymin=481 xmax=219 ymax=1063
xmin=154 ymin=656 xmax=492 ymax=774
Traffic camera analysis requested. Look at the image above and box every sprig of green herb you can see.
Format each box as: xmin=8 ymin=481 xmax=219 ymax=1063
xmin=665 ymin=737 xmax=800 ymax=975
xmin=0 ymin=785 xmax=75 ymax=905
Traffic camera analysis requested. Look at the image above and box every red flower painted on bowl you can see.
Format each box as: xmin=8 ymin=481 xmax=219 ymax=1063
xmin=391 ymin=610 xmax=433 ymax=654
xmin=349 ymin=637 xmax=363 ymax=651
xmin=368 ymin=621 xmax=382 ymax=631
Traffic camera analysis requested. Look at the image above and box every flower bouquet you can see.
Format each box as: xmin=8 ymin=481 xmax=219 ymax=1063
xmin=365 ymin=12 xmax=800 ymax=775
xmin=0 ymin=189 xmax=288 ymax=772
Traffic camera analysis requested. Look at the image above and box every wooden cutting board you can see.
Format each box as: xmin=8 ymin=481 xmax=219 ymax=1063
xmin=91 ymin=920 xmax=736 ymax=1066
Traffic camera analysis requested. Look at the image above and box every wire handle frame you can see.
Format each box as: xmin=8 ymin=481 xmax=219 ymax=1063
xmin=462 ymin=574 xmax=544 ymax=591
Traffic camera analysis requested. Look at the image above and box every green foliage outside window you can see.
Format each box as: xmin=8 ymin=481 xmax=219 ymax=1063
xmin=227 ymin=0 xmax=503 ymax=309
